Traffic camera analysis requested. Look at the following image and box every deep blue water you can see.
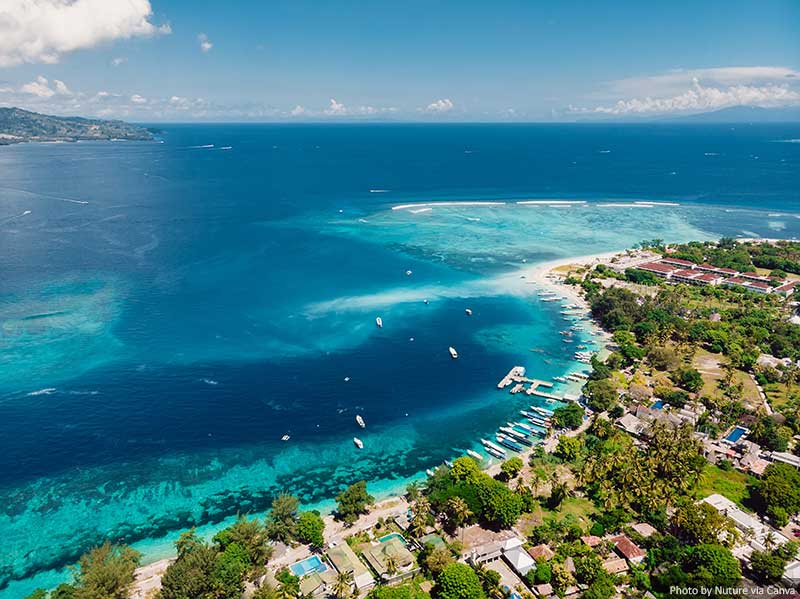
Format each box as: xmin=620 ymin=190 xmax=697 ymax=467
xmin=1 ymin=123 xmax=799 ymax=596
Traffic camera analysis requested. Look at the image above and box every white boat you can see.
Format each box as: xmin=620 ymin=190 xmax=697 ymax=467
xmin=281 ymin=434 xmax=291 ymax=442
xmin=465 ymin=308 xmax=473 ymax=316
xmin=426 ymin=468 xmax=435 ymax=476
xmin=356 ymin=415 xmax=365 ymax=428
xmin=406 ymin=270 xmax=413 ymax=276
xmin=375 ymin=317 xmax=383 ymax=328
xmin=480 ymin=438 xmax=506 ymax=456
xmin=353 ymin=437 xmax=364 ymax=449
xmin=449 ymin=346 xmax=458 ymax=359
xmin=466 ymin=449 xmax=483 ymax=461
xmin=424 ymin=299 xmax=429 ymax=305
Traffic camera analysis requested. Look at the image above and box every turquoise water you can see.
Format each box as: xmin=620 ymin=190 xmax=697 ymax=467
xmin=289 ymin=555 xmax=327 ymax=577
xmin=379 ymin=533 xmax=407 ymax=544
xmin=1 ymin=124 xmax=799 ymax=596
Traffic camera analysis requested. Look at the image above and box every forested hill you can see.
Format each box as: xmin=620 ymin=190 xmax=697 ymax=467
xmin=0 ymin=107 xmax=153 ymax=145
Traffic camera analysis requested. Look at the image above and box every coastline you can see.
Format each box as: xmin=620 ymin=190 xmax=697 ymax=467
xmin=123 ymin=247 xmax=626 ymax=597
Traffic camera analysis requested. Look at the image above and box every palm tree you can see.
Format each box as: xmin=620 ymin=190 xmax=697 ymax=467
xmin=277 ymin=584 xmax=297 ymax=599
xmin=446 ymin=497 xmax=472 ymax=540
xmin=332 ymin=571 xmax=354 ymax=599
xmin=385 ymin=555 xmax=399 ymax=577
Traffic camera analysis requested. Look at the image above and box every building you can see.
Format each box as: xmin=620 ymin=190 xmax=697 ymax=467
xmin=501 ymin=538 xmax=535 ymax=577
xmin=770 ymin=451 xmax=800 ymax=469
xmin=701 ymin=494 xmax=790 ymax=554
xmin=660 ymin=257 xmax=697 ymax=268
xmin=636 ymin=262 xmax=676 ymax=278
xmin=696 ymin=263 xmax=739 ymax=277
xmin=362 ymin=537 xmax=419 ymax=584
xmin=602 ymin=558 xmax=629 ymax=575
xmin=528 ymin=544 xmax=555 ymax=562
xmin=723 ymin=277 xmax=773 ymax=294
xmin=630 ymin=522 xmax=657 ymax=538
xmin=611 ymin=534 xmax=646 ymax=564
xmin=616 ymin=413 xmax=648 ymax=437
xmin=299 ymin=571 xmax=336 ymax=597
xmin=775 ymin=281 xmax=798 ymax=297
xmin=326 ymin=543 xmax=375 ymax=590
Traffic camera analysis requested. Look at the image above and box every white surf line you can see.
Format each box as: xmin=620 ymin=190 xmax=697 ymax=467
xmin=597 ymin=203 xmax=653 ymax=208
xmin=516 ymin=200 xmax=587 ymax=205
xmin=0 ymin=209 xmax=32 ymax=224
xmin=408 ymin=208 xmax=432 ymax=214
xmin=633 ymin=201 xmax=681 ymax=206
xmin=391 ymin=201 xmax=506 ymax=211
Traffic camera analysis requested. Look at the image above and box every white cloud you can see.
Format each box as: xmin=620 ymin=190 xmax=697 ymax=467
xmin=198 ymin=33 xmax=213 ymax=53
xmin=290 ymin=105 xmax=307 ymax=116
xmin=324 ymin=98 xmax=347 ymax=115
xmin=130 ymin=94 xmax=147 ymax=104
xmin=0 ymin=0 xmax=171 ymax=67
xmin=53 ymin=79 xmax=70 ymax=95
xmin=425 ymin=98 xmax=454 ymax=113
xmin=575 ymin=78 xmax=800 ymax=116
xmin=111 ymin=57 xmax=128 ymax=67
xmin=607 ymin=66 xmax=800 ymax=98
xmin=18 ymin=75 xmax=71 ymax=98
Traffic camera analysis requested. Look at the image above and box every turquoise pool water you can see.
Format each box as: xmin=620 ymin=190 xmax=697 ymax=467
xmin=289 ymin=555 xmax=327 ymax=577
xmin=725 ymin=426 xmax=749 ymax=443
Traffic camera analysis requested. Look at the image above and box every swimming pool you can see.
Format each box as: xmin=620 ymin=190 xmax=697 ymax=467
xmin=725 ymin=426 xmax=748 ymax=443
xmin=651 ymin=400 xmax=664 ymax=410
xmin=379 ymin=533 xmax=407 ymax=544
xmin=289 ymin=555 xmax=328 ymax=577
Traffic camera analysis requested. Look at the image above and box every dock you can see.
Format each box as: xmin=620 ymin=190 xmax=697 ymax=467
xmin=497 ymin=366 xmax=526 ymax=389
xmin=530 ymin=389 xmax=564 ymax=401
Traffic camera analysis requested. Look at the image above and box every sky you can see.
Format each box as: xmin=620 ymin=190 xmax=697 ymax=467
xmin=0 ymin=0 xmax=798 ymax=122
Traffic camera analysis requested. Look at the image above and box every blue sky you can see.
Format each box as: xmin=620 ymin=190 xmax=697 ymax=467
xmin=0 ymin=0 xmax=798 ymax=121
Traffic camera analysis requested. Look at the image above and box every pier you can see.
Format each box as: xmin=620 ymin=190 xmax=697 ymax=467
xmin=530 ymin=389 xmax=564 ymax=401
xmin=497 ymin=366 xmax=526 ymax=389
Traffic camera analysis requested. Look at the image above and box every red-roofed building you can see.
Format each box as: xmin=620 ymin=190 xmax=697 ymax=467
xmin=724 ymin=277 xmax=772 ymax=294
xmin=637 ymin=262 xmax=675 ymax=278
xmin=661 ymin=257 xmax=697 ymax=268
xmin=611 ymin=534 xmax=646 ymax=564
xmin=696 ymin=263 xmax=739 ymax=276
xmin=775 ymin=281 xmax=798 ymax=297
xmin=671 ymin=269 xmax=701 ymax=284
xmin=740 ymin=272 xmax=771 ymax=283
xmin=694 ymin=273 xmax=723 ymax=285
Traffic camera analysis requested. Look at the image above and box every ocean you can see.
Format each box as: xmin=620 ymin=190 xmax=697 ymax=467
xmin=1 ymin=123 xmax=799 ymax=596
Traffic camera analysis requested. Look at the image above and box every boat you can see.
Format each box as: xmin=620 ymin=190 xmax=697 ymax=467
xmin=466 ymin=449 xmax=483 ymax=461
xmin=495 ymin=434 xmax=523 ymax=452
xmin=444 ymin=460 xmax=454 ymax=468
xmin=406 ymin=270 xmax=413 ymax=276
xmin=480 ymin=438 xmax=507 ymax=456
xmin=500 ymin=427 xmax=532 ymax=446
xmin=426 ymin=469 xmax=435 ymax=476
xmin=449 ymin=346 xmax=458 ymax=359
xmin=485 ymin=447 xmax=505 ymax=459
xmin=353 ymin=437 xmax=364 ymax=449
xmin=424 ymin=299 xmax=429 ymax=305
xmin=375 ymin=316 xmax=383 ymax=328
xmin=281 ymin=434 xmax=291 ymax=442
xmin=553 ymin=376 xmax=567 ymax=383
xmin=465 ymin=308 xmax=473 ymax=316
xmin=356 ymin=415 xmax=365 ymax=428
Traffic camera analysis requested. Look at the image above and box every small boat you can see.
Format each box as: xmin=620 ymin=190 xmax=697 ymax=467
xmin=465 ymin=308 xmax=473 ymax=316
xmin=424 ymin=299 xmax=429 ymax=305
xmin=426 ymin=468 xmax=435 ymax=476
xmin=344 ymin=376 xmax=351 ymax=382
xmin=466 ymin=449 xmax=483 ymax=461
xmin=485 ymin=447 xmax=505 ymax=459
xmin=449 ymin=346 xmax=458 ymax=359
xmin=353 ymin=437 xmax=364 ymax=449
xmin=531 ymin=406 xmax=554 ymax=416
xmin=356 ymin=415 xmax=365 ymax=428
xmin=375 ymin=317 xmax=383 ymax=328
xmin=444 ymin=460 xmax=454 ymax=468
xmin=405 ymin=270 xmax=413 ymax=276
xmin=495 ymin=434 xmax=523 ymax=452
xmin=480 ymin=438 xmax=507 ymax=456
xmin=281 ymin=434 xmax=291 ymax=442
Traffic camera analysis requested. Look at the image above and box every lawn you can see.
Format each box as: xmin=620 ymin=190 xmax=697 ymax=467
xmin=692 ymin=348 xmax=762 ymax=409
xmin=694 ymin=464 xmax=755 ymax=509
xmin=763 ymin=381 xmax=800 ymax=413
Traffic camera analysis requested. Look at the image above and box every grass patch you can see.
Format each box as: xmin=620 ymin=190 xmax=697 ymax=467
xmin=763 ymin=382 xmax=800 ymax=413
xmin=694 ymin=464 xmax=755 ymax=509
xmin=540 ymin=496 xmax=597 ymax=528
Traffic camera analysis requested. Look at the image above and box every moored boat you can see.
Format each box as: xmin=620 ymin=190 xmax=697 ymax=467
xmin=375 ymin=316 xmax=383 ymax=328
xmin=353 ymin=437 xmax=364 ymax=449
xmin=356 ymin=415 xmax=365 ymax=428
xmin=449 ymin=346 xmax=458 ymax=359
xmin=466 ymin=449 xmax=483 ymax=461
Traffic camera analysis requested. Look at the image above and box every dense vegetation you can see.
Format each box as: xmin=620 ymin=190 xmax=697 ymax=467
xmin=0 ymin=107 xmax=153 ymax=144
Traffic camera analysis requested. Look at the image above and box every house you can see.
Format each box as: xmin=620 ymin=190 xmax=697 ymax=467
xmin=528 ymin=544 xmax=555 ymax=562
xmin=299 ymin=571 xmax=336 ymax=597
xmin=467 ymin=540 xmax=503 ymax=565
xmin=580 ymin=535 xmax=603 ymax=548
xmin=701 ymin=494 xmax=791 ymax=554
xmin=784 ymin=560 xmax=800 ymax=586
xmin=611 ymin=534 xmax=646 ymax=564
xmin=775 ymin=281 xmax=797 ymax=297
xmin=770 ymin=451 xmax=800 ymax=469
xmin=602 ymin=557 xmax=629 ymax=574
xmin=362 ymin=537 xmax=419 ymax=584
xmin=502 ymin=538 xmax=536 ymax=577
xmin=616 ymin=413 xmax=648 ymax=437
xmin=630 ymin=522 xmax=657 ymax=538
xmin=326 ymin=543 xmax=375 ymax=590
xmin=723 ymin=277 xmax=773 ymax=294
xmin=533 ymin=583 xmax=553 ymax=598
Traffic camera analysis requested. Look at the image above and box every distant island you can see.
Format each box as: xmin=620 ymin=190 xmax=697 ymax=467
xmin=0 ymin=107 xmax=153 ymax=145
